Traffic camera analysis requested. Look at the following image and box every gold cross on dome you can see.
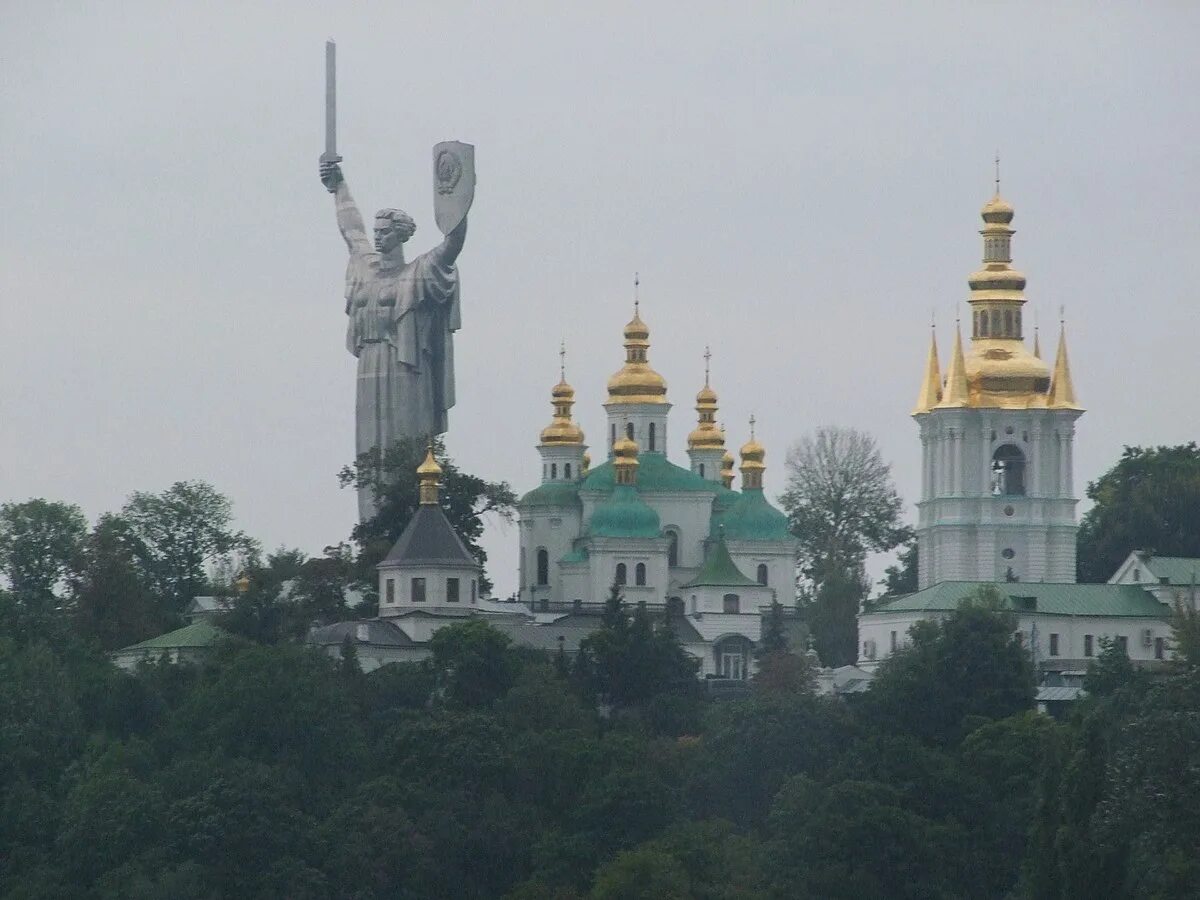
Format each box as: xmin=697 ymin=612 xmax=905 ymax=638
xmin=703 ymin=345 xmax=712 ymax=386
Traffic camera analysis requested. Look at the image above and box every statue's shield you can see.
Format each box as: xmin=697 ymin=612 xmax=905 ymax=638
xmin=433 ymin=141 xmax=475 ymax=235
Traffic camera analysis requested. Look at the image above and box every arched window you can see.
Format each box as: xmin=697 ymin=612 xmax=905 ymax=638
xmin=626 ymin=422 xmax=634 ymax=441
xmin=1004 ymin=309 xmax=1014 ymax=337
xmin=723 ymin=593 xmax=740 ymax=613
xmin=615 ymin=563 xmax=627 ymax=585
xmin=698 ymin=463 xmax=705 ymax=479
xmin=565 ymin=463 xmax=572 ymax=479
xmin=991 ymin=444 xmax=1026 ymax=496
xmin=667 ymin=531 xmax=679 ymax=568
xmin=550 ymin=463 xmax=557 ymax=480
xmin=536 ymin=548 xmax=549 ymax=585
xmin=648 ymin=422 xmax=656 ymax=452
xmin=611 ymin=424 xmax=616 ymax=447
xmin=757 ymin=564 xmax=768 ymax=586
xmin=979 ymin=310 xmax=989 ymax=338
xmin=635 ymin=562 xmax=647 ymax=586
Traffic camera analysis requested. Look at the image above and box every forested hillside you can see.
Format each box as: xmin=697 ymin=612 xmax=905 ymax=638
xmin=2 ymin=590 xmax=1197 ymax=899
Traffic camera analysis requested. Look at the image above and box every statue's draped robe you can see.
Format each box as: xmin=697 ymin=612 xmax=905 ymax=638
xmin=343 ymin=236 xmax=460 ymax=520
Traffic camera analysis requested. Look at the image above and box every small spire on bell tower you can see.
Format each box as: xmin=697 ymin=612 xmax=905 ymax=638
xmin=994 ymin=151 xmax=1001 ymax=196
xmin=913 ymin=318 xmax=942 ymax=414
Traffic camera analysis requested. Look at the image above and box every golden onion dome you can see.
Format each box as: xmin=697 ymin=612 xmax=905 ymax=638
xmin=417 ymin=446 xmax=443 ymax=477
xmin=540 ymin=418 xmax=585 ymax=445
xmin=739 ymin=438 xmax=766 ymax=469
xmin=688 ymin=362 xmax=723 ymax=450
xmin=689 ymin=424 xmax=725 ymax=450
xmin=540 ymin=376 xmax=585 ymax=446
xmin=623 ymin=312 xmax=650 ymax=342
xmin=613 ymin=435 xmax=639 ymax=461
xmin=606 ymin=308 xmax=668 ymax=406
xmin=964 ymin=340 xmax=1052 ymax=406
xmin=981 ymin=193 xmax=1015 ymax=225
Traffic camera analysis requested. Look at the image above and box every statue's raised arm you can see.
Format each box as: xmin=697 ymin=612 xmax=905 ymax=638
xmin=319 ymin=160 xmax=371 ymax=255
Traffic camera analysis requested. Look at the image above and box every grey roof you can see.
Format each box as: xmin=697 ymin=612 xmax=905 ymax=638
xmin=309 ymin=618 xmax=417 ymax=648
xmin=494 ymin=620 xmax=598 ymax=654
xmin=669 ymin=616 xmax=706 ymax=643
xmin=1036 ymin=685 xmax=1087 ymax=703
xmin=379 ymin=505 xmax=479 ymax=569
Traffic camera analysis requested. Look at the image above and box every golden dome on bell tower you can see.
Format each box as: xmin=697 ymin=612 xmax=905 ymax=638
xmin=605 ymin=286 xmax=668 ymax=407
xmin=540 ymin=343 xmax=586 ymax=445
xmin=688 ymin=346 xmax=725 ymax=450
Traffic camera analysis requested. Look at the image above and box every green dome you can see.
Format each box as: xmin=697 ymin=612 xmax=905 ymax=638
xmin=722 ymin=488 xmax=790 ymax=542
xmin=520 ymin=481 xmax=581 ymax=509
xmin=589 ymin=485 xmax=661 ymax=538
xmin=582 ymin=452 xmax=716 ymax=494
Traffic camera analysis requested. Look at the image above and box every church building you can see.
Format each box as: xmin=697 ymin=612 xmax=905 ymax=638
xmin=517 ymin=308 xmax=798 ymax=678
xmin=859 ymin=189 xmax=1178 ymax=679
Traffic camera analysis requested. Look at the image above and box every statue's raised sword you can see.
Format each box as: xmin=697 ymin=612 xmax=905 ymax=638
xmin=320 ymin=40 xmax=341 ymax=166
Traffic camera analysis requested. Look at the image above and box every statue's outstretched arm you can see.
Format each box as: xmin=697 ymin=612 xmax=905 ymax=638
xmin=334 ymin=182 xmax=372 ymax=255
xmin=320 ymin=160 xmax=371 ymax=254
xmin=435 ymin=217 xmax=468 ymax=268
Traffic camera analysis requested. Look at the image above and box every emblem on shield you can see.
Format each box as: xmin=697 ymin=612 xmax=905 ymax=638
xmin=433 ymin=141 xmax=475 ymax=235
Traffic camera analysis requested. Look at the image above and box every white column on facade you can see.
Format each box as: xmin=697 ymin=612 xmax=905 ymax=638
xmin=1065 ymin=426 xmax=1075 ymax=499
xmin=953 ymin=428 xmax=964 ymax=495
xmin=981 ymin=418 xmax=993 ymax=495
xmin=1030 ymin=428 xmax=1042 ymax=496
xmin=1057 ymin=430 xmax=1068 ymax=498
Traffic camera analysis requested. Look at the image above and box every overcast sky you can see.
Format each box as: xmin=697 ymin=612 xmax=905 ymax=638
xmin=3 ymin=3 xmax=1198 ymax=597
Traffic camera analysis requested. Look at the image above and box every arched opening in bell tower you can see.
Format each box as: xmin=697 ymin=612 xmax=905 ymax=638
xmin=991 ymin=444 xmax=1026 ymax=496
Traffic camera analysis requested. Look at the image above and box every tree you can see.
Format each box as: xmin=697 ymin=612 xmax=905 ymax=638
xmin=575 ymin=583 xmax=698 ymax=707
xmin=1085 ymin=636 xmax=1139 ymax=697
xmin=879 ymin=537 xmax=918 ymax=599
xmin=0 ymin=499 xmax=88 ymax=606
xmin=121 ymin=481 xmax=257 ymax=611
xmin=1076 ymin=443 xmax=1200 ymax=583
xmin=753 ymin=602 xmax=814 ymax=694
xmin=780 ymin=427 xmax=909 ymax=665
xmin=766 ymin=776 xmax=959 ymax=899
xmin=588 ymin=848 xmax=690 ymax=900
xmin=69 ymin=514 xmax=165 ymax=650
xmin=339 ymin=437 xmax=516 ymax=593
xmin=428 ymin=619 xmax=517 ymax=708
xmin=858 ymin=587 xmax=1035 ymax=746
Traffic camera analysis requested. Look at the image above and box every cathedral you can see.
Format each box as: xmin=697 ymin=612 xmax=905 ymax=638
xmin=516 ymin=307 xmax=798 ymax=678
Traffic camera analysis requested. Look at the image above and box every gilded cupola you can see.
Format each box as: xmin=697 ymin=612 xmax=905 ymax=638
xmin=612 ymin=435 xmax=640 ymax=485
xmin=688 ymin=347 xmax=725 ymax=451
xmin=605 ymin=301 xmax=669 ymax=406
xmin=540 ymin=346 xmax=586 ymax=446
xmin=962 ymin=178 xmax=1052 ymax=407
xmin=739 ymin=416 xmax=767 ymax=490
xmin=417 ymin=444 xmax=443 ymax=505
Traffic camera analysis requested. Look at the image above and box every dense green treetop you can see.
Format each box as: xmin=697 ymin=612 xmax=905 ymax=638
xmin=1076 ymin=442 xmax=1200 ymax=582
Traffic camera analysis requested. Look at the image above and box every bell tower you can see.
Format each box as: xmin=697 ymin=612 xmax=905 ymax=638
xmin=913 ymin=187 xmax=1083 ymax=588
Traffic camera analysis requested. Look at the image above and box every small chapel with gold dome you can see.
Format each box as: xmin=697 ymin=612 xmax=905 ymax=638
xmin=517 ymin=306 xmax=797 ymax=679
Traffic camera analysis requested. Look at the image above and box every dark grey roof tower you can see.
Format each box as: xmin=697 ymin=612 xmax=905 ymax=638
xmin=377 ymin=447 xmax=483 ymax=614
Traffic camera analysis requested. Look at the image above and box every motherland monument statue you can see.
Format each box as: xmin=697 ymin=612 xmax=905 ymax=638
xmin=317 ymin=41 xmax=475 ymax=521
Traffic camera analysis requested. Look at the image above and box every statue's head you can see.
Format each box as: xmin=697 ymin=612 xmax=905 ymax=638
xmin=374 ymin=208 xmax=416 ymax=253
